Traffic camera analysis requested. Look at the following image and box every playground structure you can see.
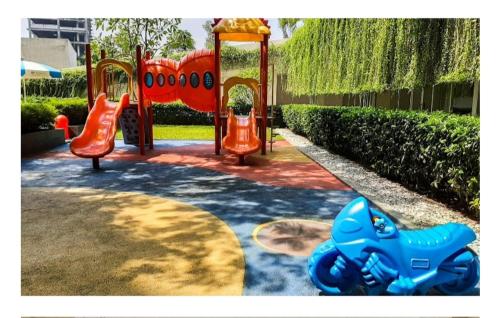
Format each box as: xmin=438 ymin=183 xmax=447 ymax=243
xmin=70 ymin=18 xmax=272 ymax=168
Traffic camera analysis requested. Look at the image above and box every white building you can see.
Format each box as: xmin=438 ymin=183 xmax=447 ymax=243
xmin=21 ymin=38 xmax=77 ymax=69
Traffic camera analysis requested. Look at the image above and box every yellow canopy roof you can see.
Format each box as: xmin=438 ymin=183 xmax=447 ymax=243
xmin=213 ymin=18 xmax=271 ymax=42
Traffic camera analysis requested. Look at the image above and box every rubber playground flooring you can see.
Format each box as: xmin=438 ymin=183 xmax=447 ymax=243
xmin=21 ymin=140 xmax=360 ymax=296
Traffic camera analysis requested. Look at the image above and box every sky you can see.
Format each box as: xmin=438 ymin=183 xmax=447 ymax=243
xmin=20 ymin=18 xmax=284 ymax=49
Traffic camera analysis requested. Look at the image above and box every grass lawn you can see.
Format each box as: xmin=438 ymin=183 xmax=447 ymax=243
xmin=117 ymin=125 xmax=283 ymax=141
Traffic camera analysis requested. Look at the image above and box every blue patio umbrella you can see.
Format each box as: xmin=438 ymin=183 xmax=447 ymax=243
xmin=21 ymin=60 xmax=62 ymax=100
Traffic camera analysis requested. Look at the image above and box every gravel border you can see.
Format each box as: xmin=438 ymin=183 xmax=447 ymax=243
xmin=276 ymin=128 xmax=480 ymax=254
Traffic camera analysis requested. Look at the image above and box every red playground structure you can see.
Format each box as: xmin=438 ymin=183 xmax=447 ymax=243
xmin=70 ymin=18 xmax=271 ymax=168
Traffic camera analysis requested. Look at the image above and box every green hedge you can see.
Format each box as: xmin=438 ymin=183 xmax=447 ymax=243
xmin=22 ymin=68 xmax=128 ymax=98
xmin=21 ymin=96 xmax=284 ymax=134
xmin=282 ymin=104 xmax=479 ymax=216
xmin=21 ymin=100 xmax=57 ymax=134
xmin=23 ymin=69 xmax=88 ymax=98
xmin=50 ymin=98 xmax=89 ymax=125
xmin=152 ymin=102 xmax=283 ymax=126
xmin=22 ymin=97 xmax=89 ymax=125
xmin=153 ymin=102 xmax=214 ymax=125
xmin=21 ymin=97 xmax=89 ymax=134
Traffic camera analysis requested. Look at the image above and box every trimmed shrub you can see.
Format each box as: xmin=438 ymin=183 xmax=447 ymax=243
xmin=153 ymin=102 xmax=214 ymax=125
xmin=152 ymin=102 xmax=272 ymax=125
xmin=152 ymin=102 xmax=284 ymax=126
xmin=272 ymin=104 xmax=285 ymax=128
xmin=48 ymin=98 xmax=89 ymax=125
xmin=21 ymin=101 xmax=57 ymax=134
xmin=282 ymin=104 xmax=480 ymax=216
xmin=21 ymin=95 xmax=284 ymax=134
xmin=21 ymin=97 xmax=88 ymax=133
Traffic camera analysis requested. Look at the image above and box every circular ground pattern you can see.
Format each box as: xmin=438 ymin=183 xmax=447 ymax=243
xmin=253 ymin=219 xmax=332 ymax=256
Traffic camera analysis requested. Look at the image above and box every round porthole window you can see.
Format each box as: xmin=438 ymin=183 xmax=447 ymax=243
xmin=157 ymin=73 xmax=165 ymax=87
xmin=144 ymin=72 xmax=154 ymax=88
xmin=168 ymin=74 xmax=176 ymax=86
xmin=190 ymin=72 xmax=200 ymax=88
xmin=179 ymin=74 xmax=186 ymax=87
xmin=203 ymin=72 xmax=214 ymax=89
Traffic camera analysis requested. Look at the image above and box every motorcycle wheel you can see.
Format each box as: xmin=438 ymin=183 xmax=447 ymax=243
xmin=436 ymin=247 xmax=480 ymax=295
xmin=308 ymin=240 xmax=359 ymax=295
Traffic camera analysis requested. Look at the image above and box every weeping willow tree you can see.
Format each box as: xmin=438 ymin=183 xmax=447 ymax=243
xmin=437 ymin=19 xmax=480 ymax=83
xmin=283 ymin=18 xmax=479 ymax=96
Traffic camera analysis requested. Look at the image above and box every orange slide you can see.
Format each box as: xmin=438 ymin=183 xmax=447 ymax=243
xmin=70 ymin=93 xmax=129 ymax=160
xmin=222 ymin=108 xmax=262 ymax=164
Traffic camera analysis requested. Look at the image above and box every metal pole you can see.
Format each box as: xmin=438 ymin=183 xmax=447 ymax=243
xmin=420 ymin=87 xmax=424 ymax=110
xmin=23 ymin=78 xmax=26 ymax=102
xmin=100 ymin=50 xmax=107 ymax=96
xmin=448 ymin=83 xmax=454 ymax=113
xmin=270 ymin=63 xmax=275 ymax=152
xmin=135 ymin=45 xmax=145 ymax=155
xmin=410 ymin=90 xmax=414 ymax=110
xmin=260 ymin=34 xmax=269 ymax=155
xmin=145 ymin=51 xmax=154 ymax=149
xmin=214 ymin=32 xmax=221 ymax=155
xmin=28 ymin=19 xmax=32 ymax=38
xmin=472 ymin=81 xmax=479 ymax=116
xmin=431 ymin=85 xmax=435 ymax=112
xmin=85 ymin=43 xmax=98 ymax=169
xmin=85 ymin=44 xmax=94 ymax=111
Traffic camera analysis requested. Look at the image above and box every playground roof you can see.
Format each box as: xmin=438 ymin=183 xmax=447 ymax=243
xmin=212 ymin=18 xmax=271 ymax=42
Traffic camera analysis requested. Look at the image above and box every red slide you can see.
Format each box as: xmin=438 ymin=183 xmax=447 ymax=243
xmin=222 ymin=108 xmax=261 ymax=164
xmin=70 ymin=93 xmax=129 ymax=159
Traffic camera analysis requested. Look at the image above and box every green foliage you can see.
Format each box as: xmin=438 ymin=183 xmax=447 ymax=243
xmin=23 ymin=66 xmax=131 ymax=98
xmin=48 ymin=98 xmax=89 ymax=125
xmin=437 ymin=19 xmax=480 ymax=83
xmin=221 ymin=44 xmax=283 ymax=70
xmin=93 ymin=18 xmax=183 ymax=64
xmin=202 ymin=19 xmax=215 ymax=49
xmin=20 ymin=95 xmax=282 ymax=130
xmin=117 ymin=125 xmax=215 ymax=140
xmin=21 ymin=97 xmax=89 ymax=129
xmin=160 ymin=29 xmax=195 ymax=57
xmin=282 ymin=104 xmax=480 ymax=216
xmin=153 ymin=102 xmax=214 ymax=125
xmin=228 ymin=67 xmax=276 ymax=107
xmin=283 ymin=18 xmax=480 ymax=95
xmin=152 ymin=102 xmax=278 ymax=125
xmin=278 ymin=18 xmax=301 ymax=38
xmin=117 ymin=125 xmax=282 ymax=141
xmin=23 ymin=69 xmax=87 ymax=98
xmin=229 ymin=68 xmax=260 ymax=106
xmin=21 ymin=100 xmax=57 ymax=134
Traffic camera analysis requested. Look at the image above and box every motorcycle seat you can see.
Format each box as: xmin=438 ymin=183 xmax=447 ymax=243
xmin=399 ymin=223 xmax=473 ymax=249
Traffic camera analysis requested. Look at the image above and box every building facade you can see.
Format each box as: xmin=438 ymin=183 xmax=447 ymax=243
xmin=27 ymin=18 xmax=91 ymax=59
xmin=22 ymin=38 xmax=77 ymax=69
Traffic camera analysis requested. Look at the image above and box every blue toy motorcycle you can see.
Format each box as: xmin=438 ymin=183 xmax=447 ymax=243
xmin=308 ymin=197 xmax=479 ymax=295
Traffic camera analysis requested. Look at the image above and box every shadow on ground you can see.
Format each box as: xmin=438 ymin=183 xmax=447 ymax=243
xmin=21 ymin=141 xmax=477 ymax=296
xmin=22 ymin=187 xmax=244 ymax=295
